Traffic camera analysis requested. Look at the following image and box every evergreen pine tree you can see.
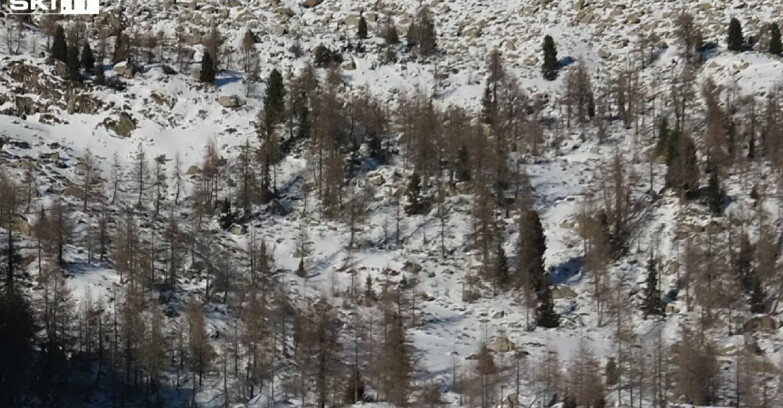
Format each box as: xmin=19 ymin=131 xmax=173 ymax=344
xmin=358 ymin=15 xmax=368 ymax=40
xmin=727 ymin=18 xmax=744 ymax=52
xmin=80 ymin=41 xmax=95 ymax=72
xmin=382 ymin=16 xmax=399 ymax=45
xmin=199 ymin=52 xmax=216 ymax=83
xmin=94 ymin=62 xmax=106 ymax=85
xmin=749 ymin=274 xmax=767 ymax=314
xmin=264 ymin=68 xmax=286 ymax=125
xmin=51 ymin=26 xmax=67 ymax=63
xmin=643 ymin=257 xmax=661 ymax=316
xmin=457 ymin=144 xmax=471 ymax=182
xmin=665 ymin=133 xmax=699 ymax=197
xmin=343 ymin=367 xmax=366 ymax=404
xmin=706 ymin=160 xmax=723 ymax=215
xmin=0 ymin=288 xmax=35 ymax=407
xmin=517 ymin=209 xmax=547 ymax=292
xmin=536 ymin=284 xmax=559 ymax=328
xmin=296 ymin=257 xmax=306 ymax=278
xmin=542 ymin=35 xmax=558 ymax=81
xmin=655 ymin=117 xmax=673 ymax=157
xmin=769 ymin=23 xmax=782 ymax=56
xmin=66 ymin=45 xmax=81 ymax=83
xmin=481 ymin=82 xmax=496 ymax=124
xmin=416 ymin=7 xmax=437 ymax=56
xmin=405 ymin=172 xmax=423 ymax=215
xmin=494 ymin=241 xmax=510 ymax=290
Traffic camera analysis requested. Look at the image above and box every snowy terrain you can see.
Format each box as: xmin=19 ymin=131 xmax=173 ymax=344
xmin=2 ymin=0 xmax=783 ymax=407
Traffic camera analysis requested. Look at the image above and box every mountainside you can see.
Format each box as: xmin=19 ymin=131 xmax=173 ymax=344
xmin=1 ymin=0 xmax=783 ymax=407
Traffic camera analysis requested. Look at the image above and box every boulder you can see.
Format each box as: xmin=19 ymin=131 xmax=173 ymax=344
xmin=343 ymin=13 xmax=361 ymax=27
xmin=103 ymin=112 xmax=137 ymax=138
xmin=271 ymin=25 xmax=286 ymax=36
xmin=402 ymin=261 xmax=422 ymax=274
xmin=341 ymin=58 xmax=356 ymax=70
xmin=491 ymin=336 xmax=515 ymax=352
xmin=552 ymin=285 xmax=577 ymax=300
xmin=462 ymin=289 xmax=479 ymax=303
xmin=113 ymin=61 xmax=135 ymax=79
xmin=217 ymin=95 xmax=245 ymax=108
xmin=63 ymin=185 xmax=86 ymax=199
xmin=15 ymin=96 xmax=37 ymax=115
xmin=744 ymin=316 xmax=778 ymax=333
xmin=301 ymin=0 xmax=323 ymax=8
xmin=236 ymin=10 xmax=256 ymax=22
xmin=54 ymin=60 xmax=68 ymax=77
xmin=229 ymin=224 xmax=245 ymax=235
xmin=184 ymin=32 xmax=203 ymax=45
xmin=9 ymin=215 xmax=32 ymax=236
xmin=455 ymin=181 xmax=471 ymax=194
xmin=369 ymin=174 xmax=385 ymax=186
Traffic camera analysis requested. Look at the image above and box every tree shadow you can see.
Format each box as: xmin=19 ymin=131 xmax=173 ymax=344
xmin=214 ymin=71 xmax=243 ymax=88
xmin=549 ymin=256 xmax=583 ymax=285
xmin=558 ymin=56 xmax=576 ymax=68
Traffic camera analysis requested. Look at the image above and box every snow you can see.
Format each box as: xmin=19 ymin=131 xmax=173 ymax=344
xmin=2 ymin=0 xmax=783 ymax=406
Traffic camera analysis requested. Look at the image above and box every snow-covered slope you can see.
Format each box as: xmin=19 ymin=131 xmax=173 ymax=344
xmin=2 ymin=0 xmax=783 ymax=407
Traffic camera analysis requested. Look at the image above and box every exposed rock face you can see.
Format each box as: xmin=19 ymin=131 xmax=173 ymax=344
xmin=744 ymin=316 xmax=778 ymax=333
xmin=217 ymin=95 xmax=245 ymax=108
xmin=67 ymin=93 xmax=102 ymax=114
xmin=102 ymin=112 xmax=137 ymax=137
xmin=15 ymin=96 xmax=37 ymax=115
xmin=6 ymin=61 xmax=64 ymax=101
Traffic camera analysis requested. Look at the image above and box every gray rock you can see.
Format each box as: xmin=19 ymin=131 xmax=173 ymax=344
xmin=113 ymin=61 xmax=135 ymax=79
xmin=217 ymin=95 xmax=245 ymax=108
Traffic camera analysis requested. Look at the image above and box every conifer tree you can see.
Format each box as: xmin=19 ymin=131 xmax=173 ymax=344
xmin=264 ymin=68 xmax=286 ymax=125
xmin=516 ymin=208 xmax=547 ymax=292
xmin=643 ymin=257 xmax=661 ymax=316
xmin=727 ymin=18 xmax=743 ymax=52
xmin=665 ymin=133 xmax=699 ymax=197
xmin=542 ymin=35 xmax=558 ymax=81
xmin=769 ymin=23 xmax=782 ymax=55
xmin=358 ymin=14 xmax=368 ymax=40
xmin=66 ymin=45 xmax=81 ymax=83
xmin=416 ymin=6 xmax=437 ymax=56
xmin=494 ymin=241 xmax=510 ymax=290
xmin=405 ymin=172 xmax=424 ymax=215
xmin=94 ymin=62 xmax=105 ymax=85
xmin=80 ymin=41 xmax=95 ymax=72
xmin=199 ymin=52 xmax=216 ymax=83
xmin=705 ymin=160 xmax=723 ymax=215
xmin=51 ymin=25 xmax=67 ymax=63
xmin=382 ymin=16 xmax=399 ymax=45
xmin=0 ymin=288 xmax=35 ymax=407
xmin=537 ymin=284 xmax=559 ymax=328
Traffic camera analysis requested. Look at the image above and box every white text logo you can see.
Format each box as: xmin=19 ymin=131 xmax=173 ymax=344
xmin=9 ymin=0 xmax=99 ymax=14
